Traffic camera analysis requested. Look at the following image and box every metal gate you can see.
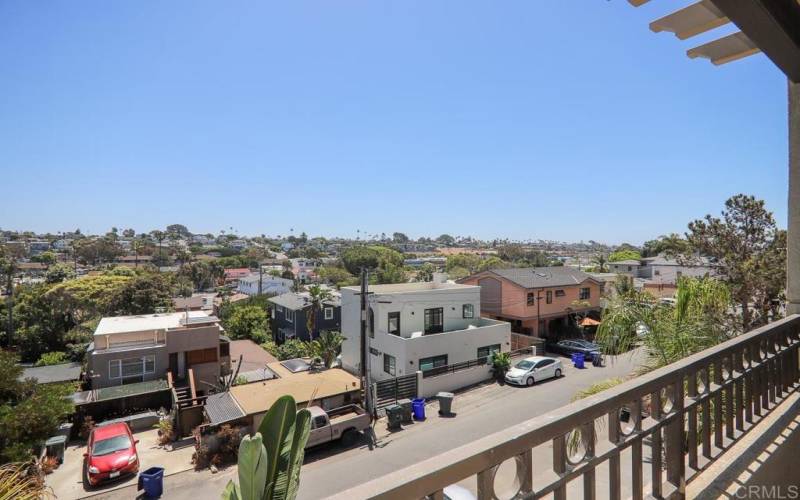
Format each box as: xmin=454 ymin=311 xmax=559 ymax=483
xmin=373 ymin=373 xmax=418 ymax=411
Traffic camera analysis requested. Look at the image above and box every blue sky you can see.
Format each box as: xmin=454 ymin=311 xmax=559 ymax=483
xmin=0 ymin=1 xmax=788 ymax=244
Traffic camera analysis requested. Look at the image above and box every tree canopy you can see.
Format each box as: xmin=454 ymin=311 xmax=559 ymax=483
xmin=687 ymin=194 xmax=785 ymax=330
xmin=0 ymin=351 xmax=74 ymax=463
xmin=608 ymin=249 xmax=641 ymax=262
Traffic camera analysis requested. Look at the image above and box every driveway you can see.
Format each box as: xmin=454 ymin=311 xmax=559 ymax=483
xmin=45 ymin=428 xmax=195 ymax=499
xmin=95 ymin=349 xmax=644 ymax=500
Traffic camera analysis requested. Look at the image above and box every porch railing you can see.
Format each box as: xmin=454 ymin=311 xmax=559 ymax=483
xmin=334 ymin=315 xmax=800 ymax=500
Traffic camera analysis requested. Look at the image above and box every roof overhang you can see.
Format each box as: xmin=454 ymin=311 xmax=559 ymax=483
xmin=630 ymin=0 xmax=800 ymax=82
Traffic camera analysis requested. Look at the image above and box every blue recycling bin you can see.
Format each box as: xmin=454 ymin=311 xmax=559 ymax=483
xmin=138 ymin=467 xmax=164 ymax=498
xmin=411 ymin=398 xmax=426 ymax=421
xmin=572 ymin=353 xmax=585 ymax=369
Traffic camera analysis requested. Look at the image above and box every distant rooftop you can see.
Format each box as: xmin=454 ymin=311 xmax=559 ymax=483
xmin=482 ymin=266 xmax=597 ymax=289
xmin=610 ymin=259 xmax=642 ymax=266
xmin=342 ymin=281 xmax=475 ymax=294
xmin=94 ymin=310 xmax=214 ymax=336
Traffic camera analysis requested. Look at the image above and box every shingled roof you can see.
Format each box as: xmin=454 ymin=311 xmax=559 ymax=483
xmin=487 ymin=267 xmax=597 ymax=289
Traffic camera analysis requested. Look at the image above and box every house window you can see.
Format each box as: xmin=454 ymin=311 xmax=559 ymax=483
xmin=580 ymin=287 xmax=591 ymax=300
xmin=388 ymin=312 xmax=400 ymax=336
xmin=220 ymin=342 xmax=230 ymax=357
xmin=654 ymin=270 xmax=661 ymax=276
xmin=546 ymin=291 xmax=553 ymax=304
xmin=555 ymin=290 xmax=565 ymax=297
xmin=477 ymin=344 xmax=501 ymax=360
xmin=418 ymin=354 xmax=448 ymax=372
xmin=270 ymin=307 xmax=275 ymax=319
xmin=285 ymin=309 xmax=294 ymax=323
xmin=383 ymin=354 xmax=396 ymax=376
xmin=369 ymin=307 xmax=375 ymax=338
xmin=324 ymin=307 xmax=333 ymax=320
xmin=527 ymin=292 xmax=535 ymax=306
xmin=424 ymin=307 xmax=444 ymax=334
xmin=462 ymin=304 xmax=474 ymax=319
xmin=109 ymin=355 xmax=155 ymax=380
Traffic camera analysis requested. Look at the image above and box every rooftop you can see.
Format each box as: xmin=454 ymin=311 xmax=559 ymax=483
xmin=20 ymin=362 xmax=82 ymax=384
xmin=268 ymin=291 xmax=341 ymax=310
xmin=342 ymin=281 xmax=476 ymax=295
xmin=480 ymin=266 xmax=597 ymax=289
xmin=94 ymin=310 xmax=214 ymax=336
xmin=229 ymin=363 xmax=360 ymax=416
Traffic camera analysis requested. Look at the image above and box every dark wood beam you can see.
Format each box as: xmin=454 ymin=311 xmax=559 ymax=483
xmin=710 ymin=0 xmax=800 ymax=82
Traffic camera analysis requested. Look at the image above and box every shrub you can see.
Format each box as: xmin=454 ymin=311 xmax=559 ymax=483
xmin=193 ymin=445 xmax=211 ymax=470
xmin=34 ymin=352 xmax=68 ymax=367
xmin=156 ymin=419 xmax=174 ymax=445
xmin=79 ymin=416 xmax=95 ymax=440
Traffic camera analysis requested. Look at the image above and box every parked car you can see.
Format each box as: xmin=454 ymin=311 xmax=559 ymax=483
xmin=504 ymin=356 xmax=563 ymax=386
xmin=83 ymin=422 xmax=139 ymax=488
xmin=307 ymin=405 xmax=370 ymax=448
xmin=549 ymin=339 xmax=601 ymax=357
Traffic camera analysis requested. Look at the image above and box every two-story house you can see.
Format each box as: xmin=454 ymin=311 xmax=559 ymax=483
xmin=268 ymin=291 xmax=341 ymax=343
xmin=237 ymin=273 xmax=294 ymax=296
xmin=340 ymin=280 xmax=511 ymax=382
xmin=86 ymin=311 xmax=231 ymax=393
xmin=459 ymin=267 xmax=602 ymax=340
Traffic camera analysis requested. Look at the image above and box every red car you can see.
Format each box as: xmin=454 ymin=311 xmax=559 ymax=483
xmin=83 ymin=422 xmax=139 ymax=487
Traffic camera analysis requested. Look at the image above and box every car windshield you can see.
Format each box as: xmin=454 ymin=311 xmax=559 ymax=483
xmin=93 ymin=435 xmax=131 ymax=456
xmin=574 ymin=340 xmax=598 ymax=349
xmin=515 ymin=360 xmax=534 ymax=370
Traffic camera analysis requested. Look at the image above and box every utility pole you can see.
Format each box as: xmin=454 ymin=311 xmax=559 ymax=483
xmin=258 ymin=264 xmax=263 ymax=296
xmin=358 ymin=268 xmax=374 ymax=421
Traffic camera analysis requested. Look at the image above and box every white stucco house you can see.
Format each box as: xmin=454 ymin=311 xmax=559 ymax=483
xmin=340 ymin=279 xmax=511 ymax=383
xmin=237 ymin=274 xmax=294 ymax=296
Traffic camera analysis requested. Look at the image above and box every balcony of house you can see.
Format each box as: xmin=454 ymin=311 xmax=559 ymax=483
xmin=336 ymin=315 xmax=800 ymax=499
xmin=91 ymin=330 xmax=167 ymax=353
xmin=388 ymin=317 xmax=509 ymax=340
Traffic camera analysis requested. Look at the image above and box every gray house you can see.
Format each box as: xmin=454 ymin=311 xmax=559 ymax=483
xmin=86 ymin=311 xmax=231 ymax=394
xmin=268 ymin=292 xmax=341 ymax=343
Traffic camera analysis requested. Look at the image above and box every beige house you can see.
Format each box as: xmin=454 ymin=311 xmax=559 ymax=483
xmin=86 ymin=311 xmax=231 ymax=393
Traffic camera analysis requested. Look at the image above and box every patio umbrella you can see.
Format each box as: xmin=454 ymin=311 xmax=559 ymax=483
xmin=579 ymin=317 xmax=601 ymax=327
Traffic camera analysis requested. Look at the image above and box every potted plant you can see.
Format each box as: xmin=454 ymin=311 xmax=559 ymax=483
xmin=490 ymin=352 xmax=511 ymax=383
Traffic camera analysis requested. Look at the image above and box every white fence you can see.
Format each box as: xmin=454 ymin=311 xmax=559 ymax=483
xmin=418 ymin=365 xmax=493 ymax=398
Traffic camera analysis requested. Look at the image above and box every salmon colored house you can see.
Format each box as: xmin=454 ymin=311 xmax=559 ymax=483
xmin=459 ymin=267 xmax=602 ymax=340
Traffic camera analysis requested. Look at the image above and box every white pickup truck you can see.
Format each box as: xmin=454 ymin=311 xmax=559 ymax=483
xmin=306 ymin=405 xmax=370 ymax=448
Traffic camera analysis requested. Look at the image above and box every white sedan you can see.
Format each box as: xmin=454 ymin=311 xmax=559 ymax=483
xmin=504 ymin=356 xmax=563 ymax=386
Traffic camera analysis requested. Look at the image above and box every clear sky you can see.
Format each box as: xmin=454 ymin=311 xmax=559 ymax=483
xmin=0 ymin=1 xmax=789 ymax=244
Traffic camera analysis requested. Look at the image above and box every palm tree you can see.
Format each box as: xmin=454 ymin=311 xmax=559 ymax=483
xmin=592 ymin=253 xmax=609 ymax=273
xmin=312 ymin=330 xmax=345 ymax=368
xmin=596 ymin=276 xmax=731 ymax=373
xmin=305 ymin=284 xmax=333 ymax=339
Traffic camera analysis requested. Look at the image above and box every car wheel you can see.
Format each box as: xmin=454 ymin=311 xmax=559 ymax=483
xmin=555 ymin=368 xmax=562 ymax=378
xmin=82 ymin=461 xmax=92 ymax=490
xmin=341 ymin=428 xmax=360 ymax=447
xmin=526 ymin=377 xmax=534 ymax=386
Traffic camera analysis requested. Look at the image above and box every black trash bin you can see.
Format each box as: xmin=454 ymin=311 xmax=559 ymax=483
xmin=386 ymin=404 xmax=403 ymax=431
xmin=138 ymin=467 xmax=164 ymax=498
xmin=397 ymin=398 xmax=413 ymax=424
xmin=437 ymin=392 xmax=454 ymax=416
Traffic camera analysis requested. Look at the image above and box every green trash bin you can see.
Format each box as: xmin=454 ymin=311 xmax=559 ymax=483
xmin=45 ymin=435 xmax=67 ymax=464
xmin=397 ymin=398 xmax=413 ymax=424
xmin=386 ymin=404 xmax=403 ymax=431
